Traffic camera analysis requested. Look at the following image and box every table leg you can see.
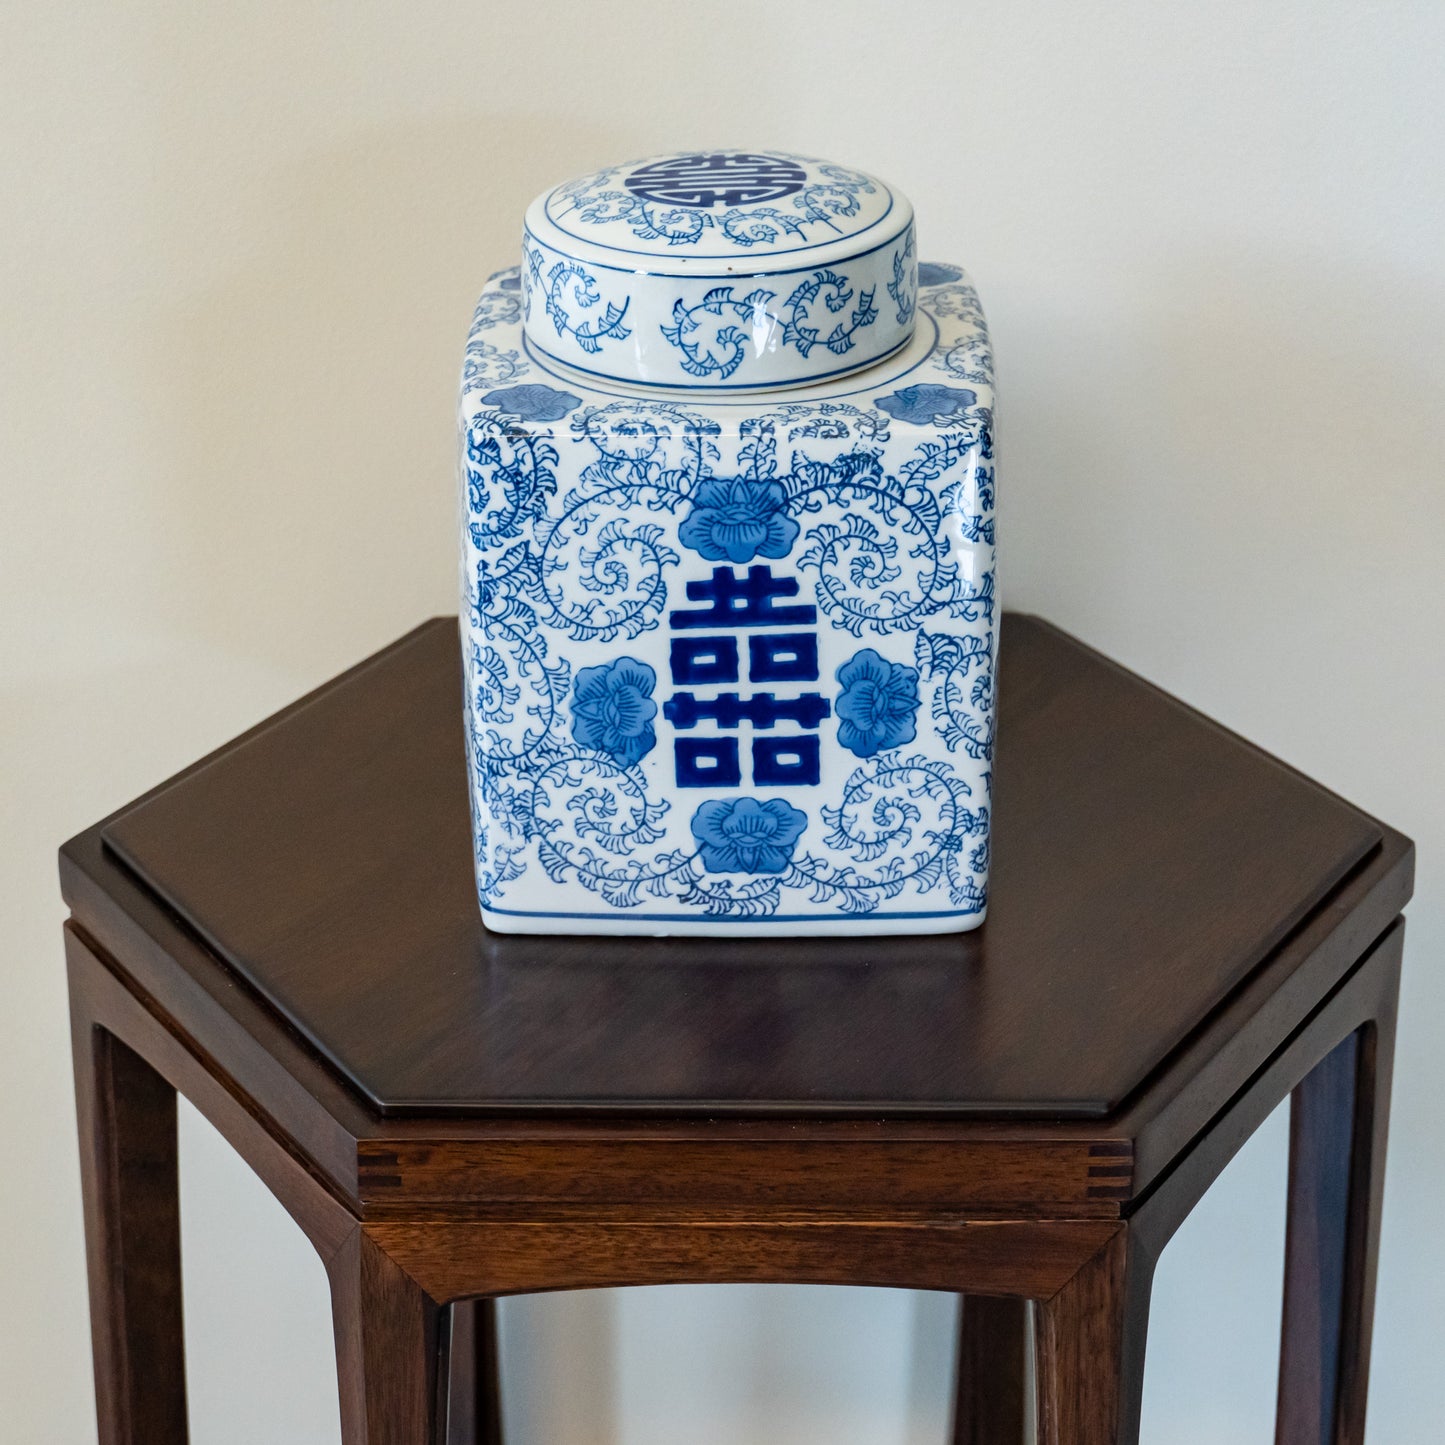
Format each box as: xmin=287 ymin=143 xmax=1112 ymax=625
xmin=1036 ymin=1230 xmax=1152 ymax=1445
xmin=445 ymin=1300 xmax=504 ymax=1445
xmin=329 ymin=1228 xmax=446 ymax=1445
xmin=70 ymin=1017 xmax=189 ymax=1445
xmin=952 ymin=1294 xmax=1028 ymax=1445
xmin=1276 ymin=1010 xmax=1395 ymax=1445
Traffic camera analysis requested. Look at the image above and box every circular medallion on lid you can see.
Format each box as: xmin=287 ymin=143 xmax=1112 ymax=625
xmin=521 ymin=149 xmax=917 ymax=393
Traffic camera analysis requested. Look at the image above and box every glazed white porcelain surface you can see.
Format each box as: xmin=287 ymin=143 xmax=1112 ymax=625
xmin=522 ymin=150 xmax=916 ymax=392
xmin=460 ymin=221 xmax=996 ymax=935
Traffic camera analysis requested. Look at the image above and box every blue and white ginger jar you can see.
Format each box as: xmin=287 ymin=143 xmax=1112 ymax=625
xmin=459 ymin=149 xmax=996 ymax=936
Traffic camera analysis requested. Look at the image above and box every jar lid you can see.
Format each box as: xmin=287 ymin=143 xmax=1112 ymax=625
xmin=521 ymin=149 xmax=917 ymax=393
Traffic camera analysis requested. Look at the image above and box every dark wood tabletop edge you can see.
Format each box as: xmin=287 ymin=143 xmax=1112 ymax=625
xmin=1120 ymin=826 xmax=1413 ymax=1194
xmin=1120 ymin=915 xmax=1406 ymax=1225
xmin=65 ymin=915 xmax=365 ymax=1224
xmin=58 ymin=825 xmax=1122 ymax=1148
xmin=59 ymin=808 xmax=1412 ymax=1122
xmin=55 ymin=613 xmax=1417 ymax=1167
xmin=213 ymin=826 xmax=1411 ymax=1125
xmin=93 ymin=818 xmax=1132 ymax=1119
xmin=59 ymin=832 xmax=372 ymax=1195
xmin=354 ymin=1093 xmax=1120 ymax=1118
xmin=62 ymin=835 xmax=1142 ymax=1213
xmin=98 ymin=800 xmax=1396 ymax=1123
xmin=67 ymin=617 xmax=455 ymax=861
xmin=56 ymin=819 xmax=1414 ymax=1219
xmin=1018 ymin=615 xmax=1398 ymax=841
xmin=92 ymin=819 xmax=1122 ymax=1122
xmin=356 ymin=1117 xmax=1131 ymax=1144
xmin=87 ymin=785 xmax=1373 ymax=1126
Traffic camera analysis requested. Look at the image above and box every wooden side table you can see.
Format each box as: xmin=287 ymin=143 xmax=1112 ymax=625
xmin=62 ymin=615 xmax=1412 ymax=1445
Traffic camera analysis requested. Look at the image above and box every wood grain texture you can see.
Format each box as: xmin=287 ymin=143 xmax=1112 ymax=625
xmin=355 ymin=1134 xmax=1131 ymax=1213
xmin=328 ymin=1228 xmax=444 ymax=1445
xmin=443 ymin=1300 xmax=503 ymax=1445
xmin=1036 ymin=1230 xmax=1151 ymax=1445
xmin=1126 ymin=924 xmax=1402 ymax=1255
xmin=952 ymin=1295 xmax=1028 ymax=1445
xmin=1276 ymin=999 xmax=1394 ymax=1445
xmin=360 ymin=1212 xmax=1119 ymax=1302
xmin=65 ymin=927 xmax=356 ymax=1260
xmin=70 ymin=999 xmax=189 ymax=1445
xmin=94 ymin=614 xmax=1383 ymax=1117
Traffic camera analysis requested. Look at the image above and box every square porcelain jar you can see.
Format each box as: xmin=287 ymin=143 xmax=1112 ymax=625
xmin=459 ymin=150 xmax=995 ymax=936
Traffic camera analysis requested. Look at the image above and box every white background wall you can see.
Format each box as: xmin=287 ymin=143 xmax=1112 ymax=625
xmin=3 ymin=3 xmax=1442 ymax=1441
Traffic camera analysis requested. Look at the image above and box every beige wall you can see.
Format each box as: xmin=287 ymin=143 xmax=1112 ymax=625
xmin=4 ymin=3 xmax=1443 ymax=1441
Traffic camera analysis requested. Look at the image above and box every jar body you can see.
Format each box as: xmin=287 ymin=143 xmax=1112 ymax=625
xmin=459 ymin=265 xmax=995 ymax=935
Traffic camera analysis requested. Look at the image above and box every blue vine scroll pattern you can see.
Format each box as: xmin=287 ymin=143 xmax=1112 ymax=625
xmin=887 ymin=230 xmax=917 ymax=326
xmin=780 ymin=270 xmax=878 ymax=358
xmin=523 ymin=244 xmax=632 ymax=354
xmin=915 ymin=629 xmax=996 ymax=763
xmin=462 ymin=371 xmax=995 ymax=918
xmin=927 ymin=280 xmax=993 ymax=385
xmin=660 ymin=271 xmax=879 ymax=381
xmin=462 ymin=277 xmax=526 ymax=387
xmin=789 ymin=436 xmax=994 ymax=638
xmin=660 ymin=286 xmax=776 ymax=381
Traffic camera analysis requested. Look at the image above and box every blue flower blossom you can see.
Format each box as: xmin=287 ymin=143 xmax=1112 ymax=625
xmin=481 ymin=383 xmax=582 ymax=422
xmin=678 ymin=478 xmax=799 ymax=563
xmin=691 ymin=797 xmax=809 ymax=874
xmin=569 ymin=657 xmax=658 ymax=766
xmin=835 ymin=648 xmax=920 ymax=757
xmin=873 ymin=383 xmax=977 ymax=427
xmin=917 ymin=262 xmax=964 ymax=287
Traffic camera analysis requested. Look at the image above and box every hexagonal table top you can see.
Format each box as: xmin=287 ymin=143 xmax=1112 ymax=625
xmin=90 ymin=614 xmax=1385 ymax=1117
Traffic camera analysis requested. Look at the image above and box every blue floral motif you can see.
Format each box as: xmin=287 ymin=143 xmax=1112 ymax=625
xmin=691 ymin=797 xmax=809 ymax=874
xmin=874 ymin=384 xmax=978 ymax=427
xmin=481 ymin=383 xmax=582 ymax=422
xmin=570 ymin=657 xmax=658 ymax=767
xmin=678 ymin=478 xmax=799 ymax=563
xmin=918 ymin=262 xmax=963 ymax=286
xmin=835 ymin=649 xmax=921 ymax=757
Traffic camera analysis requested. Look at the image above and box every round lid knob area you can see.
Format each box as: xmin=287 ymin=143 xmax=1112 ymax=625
xmin=521 ymin=149 xmax=918 ymax=394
